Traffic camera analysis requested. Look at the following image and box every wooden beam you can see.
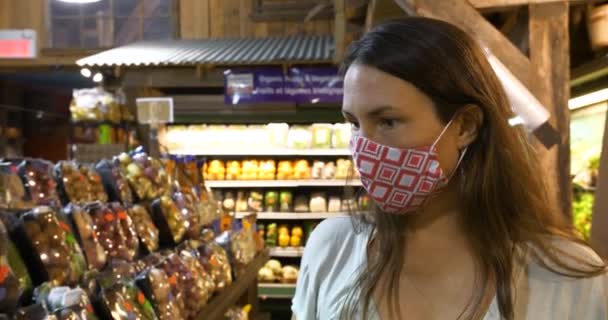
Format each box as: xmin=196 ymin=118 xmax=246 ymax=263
xmin=470 ymin=0 xmax=588 ymax=10
xmin=591 ymin=106 xmax=608 ymax=257
xmin=394 ymin=0 xmax=532 ymax=88
xmin=529 ymin=2 xmax=571 ymax=218
xmin=334 ymin=0 xmax=347 ymax=62
xmin=366 ymin=0 xmax=407 ymax=30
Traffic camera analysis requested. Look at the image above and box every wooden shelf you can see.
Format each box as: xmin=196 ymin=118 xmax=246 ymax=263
xmin=195 ymin=250 xmax=270 ymax=320
xmin=258 ymin=283 xmax=297 ymax=299
xmin=206 ymin=179 xmax=361 ymax=188
xmin=170 ymin=148 xmax=351 ymax=156
xmin=269 ymin=247 xmax=304 ymax=258
xmin=235 ymin=212 xmax=347 ymax=220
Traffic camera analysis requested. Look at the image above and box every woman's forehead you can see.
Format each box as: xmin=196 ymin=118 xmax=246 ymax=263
xmin=342 ymin=64 xmax=436 ymax=116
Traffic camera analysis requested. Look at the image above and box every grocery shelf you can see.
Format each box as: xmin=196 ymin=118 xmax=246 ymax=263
xmin=258 ymin=283 xmax=297 ymax=299
xmin=170 ymin=148 xmax=351 ymax=156
xmin=269 ymin=247 xmax=305 ymax=257
xmin=235 ymin=212 xmax=347 ymax=220
xmin=205 ymin=179 xmax=361 ymax=188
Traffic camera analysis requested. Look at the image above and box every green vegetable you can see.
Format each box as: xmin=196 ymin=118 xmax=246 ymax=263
xmin=572 ymin=192 xmax=594 ymax=240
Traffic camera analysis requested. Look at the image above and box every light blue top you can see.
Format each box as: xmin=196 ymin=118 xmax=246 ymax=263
xmin=292 ymin=216 xmax=608 ymax=319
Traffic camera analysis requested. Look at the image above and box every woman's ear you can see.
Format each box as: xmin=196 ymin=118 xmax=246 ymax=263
xmin=456 ymin=104 xmax=483 ymax=149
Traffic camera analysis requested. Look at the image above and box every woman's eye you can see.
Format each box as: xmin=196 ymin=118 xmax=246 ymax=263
xmin=350 ymin=122 xmax=360 ymax=130
xmin=379 ymin=119 xmax=396 ymax=129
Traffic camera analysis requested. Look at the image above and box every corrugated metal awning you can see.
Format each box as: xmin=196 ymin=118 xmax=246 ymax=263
xmin=77 ymin=35 xmax=335 ymax=67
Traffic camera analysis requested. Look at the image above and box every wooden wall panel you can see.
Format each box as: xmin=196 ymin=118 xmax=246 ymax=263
xmin=0 ymin=0 xmax=46 ymax=50
xmin=180 ymin=0 xmax=210 ymax=38
xmin=179 ymin=0 xmax=333 ymax=39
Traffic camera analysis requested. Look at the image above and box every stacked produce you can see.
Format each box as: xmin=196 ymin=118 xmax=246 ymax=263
xmin=0 ymin=150 xmax=262 ymax=319
xmin=204 ymin=158 xmax=358 ymax=181
xmin=159 ymin=123 xmax=352 ymax=154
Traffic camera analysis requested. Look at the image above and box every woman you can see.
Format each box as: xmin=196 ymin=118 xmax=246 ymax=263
xmin=291 ymin=17 xmax=607 ymax=320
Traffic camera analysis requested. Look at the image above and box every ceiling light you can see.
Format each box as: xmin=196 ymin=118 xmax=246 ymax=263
xmin=92 ymin=72 xmax=103 ymax=83
xmin=569 ymin=88 xmax=608 ymax=110
xmin=80 ymin=68 xmax=91 ymax=78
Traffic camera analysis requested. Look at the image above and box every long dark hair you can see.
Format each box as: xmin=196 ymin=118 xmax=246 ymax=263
xmin=340 ymin=17 xmax=606 ymax=320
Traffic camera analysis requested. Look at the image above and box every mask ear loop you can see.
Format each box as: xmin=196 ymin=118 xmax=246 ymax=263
xmin=431 ymin=118 xmax=456 ymax=150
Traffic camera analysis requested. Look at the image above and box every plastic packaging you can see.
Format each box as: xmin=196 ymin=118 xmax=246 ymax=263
xmin=294 ymin=195 xmax=310 ymax=213
xmin=229 ymin=219 xmax=256 ymax=270
xmin=135 ymin=267 xmax=183 ymax=320
xmin=332 ymin=123 xmax=352 ymax=149
xmin=179 ymin=251 xmax=214 ymax=311
xmin=86 ymin=203 xmax=138 ymax=262
xmin=159 ymin=253 xmax=203 ymax=319
xmin=310 ymin=124 xmax=332 ymax=149
xmin=258 ymin=160 xmax=275 ymax=180
xmin=108 ymin=203 xmax=139 ymax=261
xmin=54 ymin=161 xmax=92 ymax=205
xmin=70 ymin=87 xmax=122 ymax=123
xmin=173 ymin=192 xmax=203 ymax=239
xmin=279 ymin=191 xmax=293 ymax=212
xmin=38 ymin=286 xmax=98 ymax=320
xmin=287 ymin=126 xmax=312 ymax=149
xmin=328 ymin=196 xmax=342 ymax=213
xmin=191 ymin=235 xmax=232 ymax=293
xmin=240 ymin=160 xmax=258 ymax=180
xmin=16 ymin=207 xmax=87 ymax=286
xmin=235 ymin=192 xmax=248 ymax=213
xmin=62 ymin=204 xmax=107 ymax=271
xmin=96 ymin=282 xmax=157 ymax=320
xmin=247 ymin=191 xmax=263 ymax=213
xmin=78 ymin=165 xmax=108 ymax=203
xmin=150 ymin=196 xmax=187 ymax=246
xmin=309 ymin=193 xmax=327 ymax=212
xmin=0 ymin=161 xmax=33 ymax=210
xmin=293 ymin=160 xmax=310 ymax=179
xmin=276 ymin=161 xmax=294 ymax=180
xmin=95 ymin=160 xmax=134 ymax=205
xmin=127 ymin=205 xmax=159 ymax=253
xmin=264 ymin=191 xmax=279 ymax=212
xmin=18 ymin=160 xmax=61 ymax=207
xmin=311 ymin=161 xmax=325 ymax=180
xmin=116 ymin=152 xmax=171 ymax=202
xmin=0 ymin=220 xmax=30 ymax=315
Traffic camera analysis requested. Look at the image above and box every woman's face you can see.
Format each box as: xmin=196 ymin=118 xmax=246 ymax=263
xmin=342 ymin=64 xmax=462 ymax=176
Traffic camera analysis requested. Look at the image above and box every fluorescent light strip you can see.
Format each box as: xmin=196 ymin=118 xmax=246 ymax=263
xmin=58 ymin=0 xmax=101 ymax=3
xmin=569 ymin=88 xmax=608 ymax=110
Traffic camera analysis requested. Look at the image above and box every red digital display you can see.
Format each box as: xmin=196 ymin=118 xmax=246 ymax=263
xmin=0 ymin=39 xmax=32 ymax=58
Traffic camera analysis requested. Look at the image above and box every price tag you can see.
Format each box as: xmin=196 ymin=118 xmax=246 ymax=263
xmin=59 ymin=221 xmax=71 ymax=232
xmin=168 ymin=275 xmax=177 ymax=285
xmin=137 ymin=292 xmax=145 ymax=305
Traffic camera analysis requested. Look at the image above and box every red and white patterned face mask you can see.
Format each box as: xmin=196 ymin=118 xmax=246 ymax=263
xmin=350 ymin=120 xmax=466 ymax=214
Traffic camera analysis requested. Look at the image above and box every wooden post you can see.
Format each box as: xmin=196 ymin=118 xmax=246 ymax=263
xmin=591 ymin=111 xmax=608 ymax=257
xmin=529 ymin=2 xmax=571 ymax=218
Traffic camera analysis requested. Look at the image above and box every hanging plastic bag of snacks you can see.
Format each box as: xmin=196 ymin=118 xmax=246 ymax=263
xmin=95 ymin=160 xmax=134 ymax=205
xmin=116 ymin=152 xmax=171 ymax=202
xmin=79 ymin=165 xmax=108 ymax=203
xmin=179 ymin=249 xmax=214 ymax=302
xmin=0 ymin=161 xmax=33 ymax=210
xmin=18 ymin=160 xmax=61 ymax=207
xmin=190 ymin=231 xmax=232 ymax=293
xmin=14 ymin=206 xmax=87 ymax=286
xmin=62 ymin=204 xmax=107 ymax=271
xmin=0 ymin=220 xmax=32 ymax=315
xmin=95 ymin=281 xmax=157 ymax=320
xmin=150 ymin=196 xmax=187 ymax=246
xmin=35 ymin=284 xmax=98 ymax=320
xmin=53 ymin=161 xmax=92 ymax=205
xmin=127 ymin=205 xmax=159 ymax=254
xmin=159 ymin=253 xmax=207 ymax=319
xmin=86 ymin=203 xmax=138 ymax=262
xmin=135 ymin=268 xmax=183 ymax=320
xmin=172 ymin=191 xmax=203 ymax=239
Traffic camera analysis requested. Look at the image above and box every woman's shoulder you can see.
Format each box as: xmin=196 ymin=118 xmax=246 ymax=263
xmin=525 ymin=236 xmax=605 ymax=276
xmin=301 ymin=216 xmax=370 ymax=270
xmin=519 ymin=238 xmax=608 ymax=319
